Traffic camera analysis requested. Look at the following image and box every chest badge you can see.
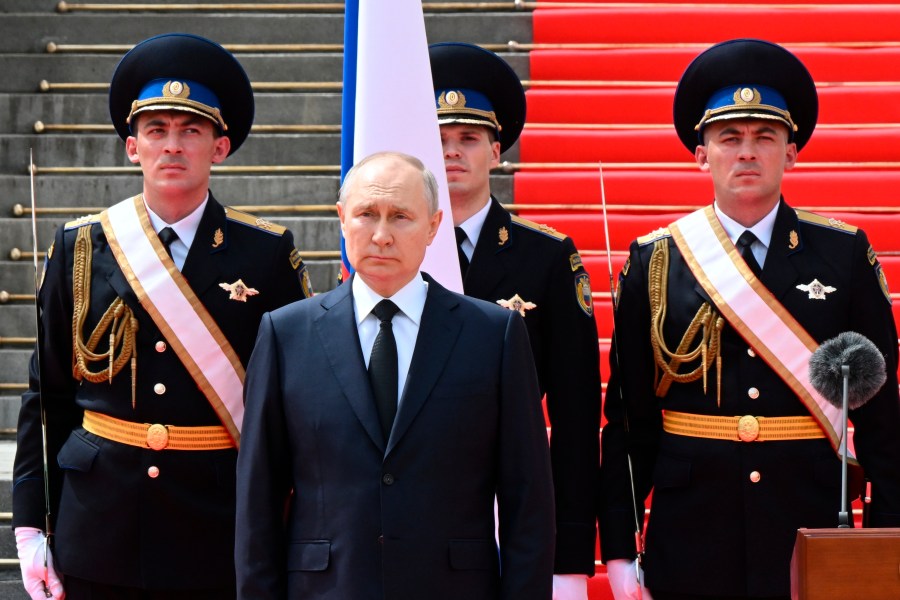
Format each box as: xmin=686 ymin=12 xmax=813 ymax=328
xmin=219 ymin=279 xmax=259 ymax=302
xmin=497 ymin=294 xmax=536 ymax=317
xmin=796 ymin=278 xmax=836 ymax=300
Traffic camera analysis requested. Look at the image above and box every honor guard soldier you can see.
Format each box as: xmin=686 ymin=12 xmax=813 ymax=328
xmin=430 ymin=43 xmax=602 ymax=600
xmin=13 ymin=33 xmax=311 ymax=600
xmin=598 ymin=39 xmax=900 ymax=600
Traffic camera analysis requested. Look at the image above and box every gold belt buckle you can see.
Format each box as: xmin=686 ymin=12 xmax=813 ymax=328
xmin=146 ymin=423 xmax=169 ymax=450
xmin=737 ymin=415 xmax=760 ymax=442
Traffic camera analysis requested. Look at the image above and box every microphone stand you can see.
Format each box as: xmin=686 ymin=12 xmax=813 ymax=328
xmin=838 ymin=363 xmax=850 ymax=528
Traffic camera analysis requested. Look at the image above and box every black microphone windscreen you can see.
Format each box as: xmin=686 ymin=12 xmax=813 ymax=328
xmin=809 ymin=331 xmax=887 ymax=410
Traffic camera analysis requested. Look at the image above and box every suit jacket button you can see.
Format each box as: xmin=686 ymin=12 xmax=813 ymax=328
xmin=382 ymin=473 xmax=395 ymax=485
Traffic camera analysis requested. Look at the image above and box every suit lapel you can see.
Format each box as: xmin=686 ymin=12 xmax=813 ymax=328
xmin=464 ymin=198 xmax=513 ymax=299
xmin=314 ymin=279 xmax=387 ymax=451
xmin=181 ymin=194 xmax=227 ymax=297
xmin=386 ymin=275 xmax=462 ymax=456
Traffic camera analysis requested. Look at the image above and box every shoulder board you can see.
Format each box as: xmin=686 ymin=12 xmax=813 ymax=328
xmin=224 ymin=207 xmax=287 ymax=236
xmin=510 ymin=214 xmax=567 ymax=241
xmin=795 ymin=210 xmax=858 ymax=235
xmin=637 ymin=227 xmax=671 ymax=246
xmin=64 ymin=213 xmax=102 ymax=230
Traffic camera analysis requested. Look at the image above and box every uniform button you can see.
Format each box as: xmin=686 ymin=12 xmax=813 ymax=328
xmin=747 ymin=387 xmax=760 ymax=399
xmin=747 ymin=347 xmax=756 ymax=358
xmin=147 ymin=466 xmax=160 ymax=479
xmin=155 ymin=341 xmax=167 ymax=353
xmin=382 ymin=473 xmax=395 ymax=485
xmin=749 ymin=471 xmax=761 ymax=483
xmin=153 ymin=383 xmax=166 ymax=395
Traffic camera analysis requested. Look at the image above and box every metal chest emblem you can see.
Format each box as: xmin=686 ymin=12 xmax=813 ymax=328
xmin=796 ymin=279 xmax=836 ymax=300
xmin=219 ymin=279 xmax=259 ymax=302
xmin=497 ymin=294 xmax=536 ymax=317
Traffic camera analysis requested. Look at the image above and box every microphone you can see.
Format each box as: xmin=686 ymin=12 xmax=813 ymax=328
xmin=809 ymin=331 xmax=886 ymax=527
xmin=809 ymin=331 xmax=886 ymax=410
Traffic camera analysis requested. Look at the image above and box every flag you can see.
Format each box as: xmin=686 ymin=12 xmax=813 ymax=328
xmin=340 ymin=0 xmax=463 ymax=293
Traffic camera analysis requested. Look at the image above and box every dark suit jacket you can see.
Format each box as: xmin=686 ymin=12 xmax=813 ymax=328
xmin=464 ymin=198 xmax=600 ymax=574
xmin=235 ymin=273 xmax=556 ymax=600
xmin=598 ymin=200 xmax=900 ymax=597
xmin=13 ymin=193 xmax=308 ymax=590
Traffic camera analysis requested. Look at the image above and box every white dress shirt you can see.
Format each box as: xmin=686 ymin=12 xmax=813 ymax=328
xmin=455 ymin=196 xmax=492 ymax=262
xmin=352 ymin=273 xmax=429 ymax=407
xmin=714 ymin=200 xmax=779 ymax=270
xmin=144 ymin=194 xmax=208 ymax=271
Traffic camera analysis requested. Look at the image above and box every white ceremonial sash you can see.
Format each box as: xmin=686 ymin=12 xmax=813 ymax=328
xmin=669 ymin=206 xmax=851 ymax=460
xmin=100 ymin=196 xmax=243 ymax=446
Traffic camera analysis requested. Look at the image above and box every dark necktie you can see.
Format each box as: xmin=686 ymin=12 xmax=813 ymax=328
xmin=736 ymin=230 xmax=762 ymax=277
xmin=158 ymin=226 xmax=178 ymax=258
xmin=369 ymin=299 xmax=401 ymax=440
xmin=454 ymin=227 xmax=469 ymax=278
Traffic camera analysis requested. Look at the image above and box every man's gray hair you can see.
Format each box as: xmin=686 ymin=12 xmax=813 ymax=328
xmin=338 ymin=151 xmax=439 ymax=215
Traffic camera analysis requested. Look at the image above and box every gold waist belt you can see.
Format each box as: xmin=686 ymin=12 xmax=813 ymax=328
xmin=663 ymin=410 xmax=826 ymax=443
xmin=83 ymin=410 xmax=235 ymax=451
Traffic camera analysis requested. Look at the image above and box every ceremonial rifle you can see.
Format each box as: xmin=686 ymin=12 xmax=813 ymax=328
xmin=29 ymin=150 xmax=53 ymax=598
xmin=599 ymin=162 xmax=645 ymax=597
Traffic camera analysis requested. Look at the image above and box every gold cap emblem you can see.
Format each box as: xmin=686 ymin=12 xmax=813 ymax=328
xmin=163 ymin=80 xmax=190 ymax=99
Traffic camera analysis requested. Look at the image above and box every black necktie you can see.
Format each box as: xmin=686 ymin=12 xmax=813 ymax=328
xmin=736 ymin=230 xmax=762 ymax=276
xmin=369 ymin=299 xmax=401 ymax=440
xmin=454 ymin=227 xmax=469 ymax=278
xmin=158 ymin=226 xmax=178 ymax=258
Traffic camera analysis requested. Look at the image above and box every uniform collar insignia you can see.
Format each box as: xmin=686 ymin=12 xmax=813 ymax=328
xmin=212 ymin=227 xmax=224 ymax=248
xmin=496 ymin=294 xmax=536 ymax=317
xmin=498 ymin=226 xmax=509 ymax=245
xmin=219 ymin=278 xmax=259 ymax=302
xmin=796 ymin=278 xmax=836 ymax=300
xmin=788 ymin=230 xmax=799 ymax=250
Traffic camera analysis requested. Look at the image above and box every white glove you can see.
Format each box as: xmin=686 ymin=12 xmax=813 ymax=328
xmin=606 ymin=558 xmax=653 ymax=600
xmin=552 ymin=573 xmax=588 ymax=600
xmin=15 ymin=527 xmax=65 ymax=600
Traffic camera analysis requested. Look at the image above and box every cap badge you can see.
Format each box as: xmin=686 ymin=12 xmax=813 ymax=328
xmin=796 ymin=278 xmax=836 ymax=300
xmin=788 ymin=230 xmax=799 ymax=250
xmin=219 ymin=279 xmax=259 ymax=302
xmin=163 ymin=80 xmax=190 ymax=99
xmin=497 ymin=294 xmax=536 ymax=317
xmin=736 ymin=87 xmax=759 ymax=104
xmin=498 ymin=226 xmax=509 ymax=245
xmin=212 ymin=228 xmax=224 ymax=248
xmin=439 ymin=90 xmax=466 ymax=109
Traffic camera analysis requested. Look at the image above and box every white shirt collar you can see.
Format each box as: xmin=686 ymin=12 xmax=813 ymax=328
xmin=456 ymin=196 xmax=492 ymax=259
xmin=352 ymin=273 xmax=429 ymax=327
xmin=714 ymin=200 xmax=780 ymax=250
xmin=144 ymin=193 xmax=209 ymax=251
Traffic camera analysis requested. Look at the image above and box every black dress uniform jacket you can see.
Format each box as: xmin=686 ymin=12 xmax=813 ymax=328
xmin=598 ymin=200 xmax=900 ymax=597
xmin=464 ymin=198 xmax=601 ymax=574
xmin=13 ymin=193 xmax=308 ymax=590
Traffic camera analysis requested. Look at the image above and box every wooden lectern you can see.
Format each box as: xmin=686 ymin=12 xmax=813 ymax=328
xmin=791 ymin=528 xmax=900 ymax=599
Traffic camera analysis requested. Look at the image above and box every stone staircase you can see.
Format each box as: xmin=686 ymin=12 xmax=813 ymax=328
xmin=0 ymin=0 xmax=530 ymax=595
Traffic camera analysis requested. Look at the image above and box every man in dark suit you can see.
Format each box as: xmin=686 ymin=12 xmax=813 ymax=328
xmin=235 ymin=151 xmax=556 ymax=600
xmin=429 ymin=42 xmax=601 ymax=600
xmin=12 ymin=33 xmax=310 ymax=600
xmin=599 ymin=39 xmax=900 ymax=600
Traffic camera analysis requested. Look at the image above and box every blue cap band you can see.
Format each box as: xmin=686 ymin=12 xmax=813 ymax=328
xmin=435 ymin=87 xmax=501 ymax=134
xmin=127 ymin=78 xmax=227 ymax=132
xmin=696 ymin=84 xmax=797 ymax=139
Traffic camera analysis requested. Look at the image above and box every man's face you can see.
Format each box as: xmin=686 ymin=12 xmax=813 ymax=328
xmin=440 ymin=123 xmax=500 ymax=204
xmin=125 ymin=110 xmax=230 ymax=199
xmin=695 ymin=119 xmax=797 ymax=215
xmin=337 ymin=156 xmax=443 ymax=298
